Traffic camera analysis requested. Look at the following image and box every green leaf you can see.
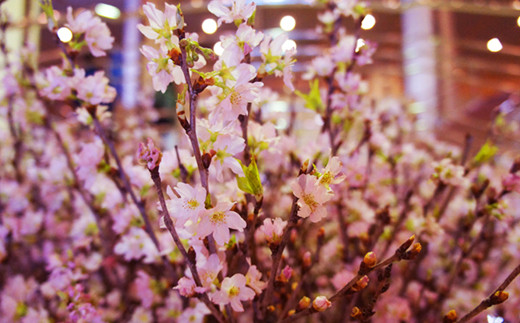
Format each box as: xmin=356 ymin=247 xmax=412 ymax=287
xmin=295 ymin=79 xmax=324 ymax=112
xmin=236 ymin=158 xmax=263 ymax=197
xmin=472 ymin=140 xmax=498 ymax=167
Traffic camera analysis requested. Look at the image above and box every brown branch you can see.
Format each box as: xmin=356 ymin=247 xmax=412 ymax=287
xmin=149 ymin=167 xmax=226 ymax=323
xmin=456 ymin=263 xmax=520 ymax=323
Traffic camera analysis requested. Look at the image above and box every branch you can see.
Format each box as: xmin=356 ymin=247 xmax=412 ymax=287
xmin=456 ymin=263 xmax=520 ymax=323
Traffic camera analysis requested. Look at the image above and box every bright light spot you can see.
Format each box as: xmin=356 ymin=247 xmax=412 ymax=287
xmin=280 ymin=15 xmax=296 ymax=31
xmin=282 ymin=39 xmax=297 ymax=52
xmin=202 ymin=18 xmax=218 ymax=34
xmin=487 ymin=38 xmax=503 ymax=53
xmin=517 ymin=16 xmax=520 ymax=27
xmin=57 ymin=27 xmax=73 ymax=43
xmin=361 ymin=14 xmax=376 ymax=30
xmin=355 ymin=38 xmax=365 ymax=52
xmin=95 ymin=3 xmax=121 ymax=20
xmin=213 ymin=41 xmax=224 ymax=56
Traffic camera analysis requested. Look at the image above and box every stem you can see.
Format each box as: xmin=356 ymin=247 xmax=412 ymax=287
xmin=149 ymin=167 xmax=226 ymax=323
xmin=457 ymin=263 xmax=520 ymax=323
xmin=260 ymin=197 xmax=299 ymax=316
xmin=91 ymin=117 xmax=163 ymax=255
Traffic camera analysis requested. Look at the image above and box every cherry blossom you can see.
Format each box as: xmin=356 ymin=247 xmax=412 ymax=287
xmin=212 ymin=273 xmax=255 ymax=312
xmin=291 ymin=174 xmax=333 ymax=222
xmin=197 ymin=201 xmax=246 ymax=246
xmin=208 ymin=0 xmax=256 ymax=27
xmin=137 ymin=2 xmax=180 ymax=42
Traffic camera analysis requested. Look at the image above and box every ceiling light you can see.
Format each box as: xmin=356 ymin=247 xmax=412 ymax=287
xmin=487 ymin=38 xmax=502 ymax=53
xmin=355 ymin=38 xmax=365 ymax=52
xmin=282 ymin=39 xmax=297 ymax=52
xmin=95 ymin=3 xmax=121 ymax=20
xmin=202 ymin=18 xmax=218 ymax=34
xmin=57 ymin=27 xmax=73 ymax=43
xmin=517 ymin=16 xmax=520 ymax=28
xmin=213 ymin=41 xmax=224 ymax=56
xmin=361 ymin=14 xmax=376 ymax=30
xmin=280 ymin=15 xmax=296 ymax=32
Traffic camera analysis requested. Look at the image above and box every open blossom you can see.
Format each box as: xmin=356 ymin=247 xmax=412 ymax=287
xmin=319 ymin=156 xmax=346 ymax=188
xmin=197 ymin=201 xmax=246 ymax=246
xmin=36 ymin=66 xmax=71 ymax=100
xmin=215 ymin=64 xmax=263 ymax=124
xmin=165 ymin=183 xmax=206 ymax=227
xmin=140 ymin=44 xmax=184 ymax=93
xmin=114 ymin=227 xmax=159 ymax=264
xmin=257 ymin=218 xmax=286 ymax=244
xmin=291 ymin=174 xmax=332 ymax=222
xmin=175 ymin=277 xmax=197 ymax=297
xmin=208 ymin=0 xmax=256 ymax=27
xmin=212 ymin=274 xmax=255 ymax=312
xmin=245 ymin=265 xmax=266 ymax=294
xmin=197 ymin=254 xmax=223 ymax=290
xmin=210 ymin=133 xmax=245 ymax=182
xmin=66 ymin=7 xmax=114 ymax=57
xmin=220 ymin=23 xmax=263 ymax=66
xmin=74 ymin=70 xmax=116 ymax=105
xmin=137 ymin=2 xmax=179 ymax=42
xmin=431 ymin=158 xmax=466 ymax=186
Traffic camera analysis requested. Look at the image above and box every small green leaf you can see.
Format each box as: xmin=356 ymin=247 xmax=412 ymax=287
xmin=236 ymin=158 xmax=263 ymax=197
xmin=295 ymin=80 xmax=324 ymax=112
xmin=472 ymin=140 xmax=498 ymax=167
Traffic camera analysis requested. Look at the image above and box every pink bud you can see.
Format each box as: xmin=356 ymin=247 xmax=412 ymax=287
xmin=312 ymin=295 xmax=331 ymax=312
xmin=137 ymin=138 xmax=162 ymax=170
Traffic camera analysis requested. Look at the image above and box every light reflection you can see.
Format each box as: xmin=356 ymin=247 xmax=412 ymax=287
xmin=361 ymin=14 xmax=376 ymax=30
xmin=487 ymin=38 xmax=503 ymax=53
xmin=280 ymin=15 xmax=296 ymax=31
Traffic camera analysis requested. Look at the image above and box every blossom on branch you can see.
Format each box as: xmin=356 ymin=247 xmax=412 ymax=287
xmin=291 ymin=174 xmax=332 ymax=222
xmin=211 ymin=273 xmax=255 ymax=312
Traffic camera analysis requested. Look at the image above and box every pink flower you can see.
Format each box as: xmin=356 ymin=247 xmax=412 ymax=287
xmin=208 ymin=0 xmax=256 ymax=27
xmin=318 ymin=156 xmax=345 ymax=188
xmin=220 ymin=23 xmax=264 ymax=66
xmin=503 ymin=173 xmax=520 ymax=193
xmin=137 ymin=138 xmax=162 ymax=170
xmin=197 ymin=254 xmax=223 ymax=290
xmin=36 ymin=66 xmax=71 ymax=100
xmin=257 ymin=218 xmax=286 ymax=244
xmin=212 ymin=274 xmax=255 ymax=312
xmin=134 ymin=271 xmax=154 ymax=308
xmin=211 ymin=133 xmax=245 ymax=181
xmin=114 ymin=227 xmax=159 ymax=264
xmin=245 ymin=265 xmax=266 ymax=294
xmin=215 ymin=64 xmax=262 ymax=124
xmin=197 ymin=201 xmax=246 ymax=246
xmin=431 ymin=158 xmax=466 ymax=186
xmin=74 ymin=70 xmax=116 ymax=106
xmin=66 ymin=7 xmax=94 ymax=33
xmin=174 ymin=277 xmax=197 ymax=297
xmin=85 ymin=18 xmax=114 ymax=57
xmin=140 ymin=44 xmax=184 ymax=93
xmin=177 ymin=302 xmax=210 ymax=323
xmin=312 ymin=296 xmax=331 ymax=312
xmin=291 ymin=174 xmax=332 ymax=222
xmin=137 ymin=2 xmax=179 ymax=42
xmin=165 ymin=183 xmax=206 ymax=227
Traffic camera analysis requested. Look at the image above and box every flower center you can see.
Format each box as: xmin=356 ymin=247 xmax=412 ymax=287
xmin=187 ymin=199 xmax=199 ymax=209
xmin=228 ymin=286 xmax=240 ymax=297
xmin=230 ymin=91 xmax=242 ymax=106
xmin=319 ymin=172 xmax=333 ymax=185
xmin=210 ymin=211 xmax=227 ymax=224
xmin=302 ymin=194 xmax=318 ymax=211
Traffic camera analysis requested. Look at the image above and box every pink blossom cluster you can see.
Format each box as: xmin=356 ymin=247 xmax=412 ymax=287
xmin=1 ymin=0 xmax=520 ymax=322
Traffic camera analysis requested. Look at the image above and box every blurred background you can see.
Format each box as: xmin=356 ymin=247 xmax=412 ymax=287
xmin=2 ymin=0 xmax=520 ymax=149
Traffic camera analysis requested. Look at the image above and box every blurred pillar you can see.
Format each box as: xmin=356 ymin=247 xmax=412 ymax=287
xmin=401 ymin=1 xmax=438 ymax=129
xmin=438 ymin=9 xmax=456 ymax=120
xmin=121 ymin=0 xmax=140 ymax=109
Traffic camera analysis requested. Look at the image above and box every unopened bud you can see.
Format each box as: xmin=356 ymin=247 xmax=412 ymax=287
xmin=300 ymin=159 xmax=310 ymax=174
xmin=303 ymin=251 xmax=312 ymax=268
xmin=288 ymin=309 xmax=295 ymax=316
xmin=491 ymin=291 xmax=509 ymax=304
xmin=137 ymin=138 xmax=162 ymax=170
xmin=351 ymin=306 xmax=362 ymax=319
xmin=351 ymin=275 xmax=369 ymax=292
xmin=298 ymin=296 xmax=311 ymax=309
xmin=363 ymin=252 xmax=377 ymax=268
xmin=279 ymin=265 xmax=293 ymax=282
xmin=397 ymin=235 xmax=415 ymax=255
xmin=443 ymin=309 xmax=457 ymax=323
xmin=405 ymin=243 xmax=422 ymax=259
xmin=312 ymin=296 xmax=331 ymax=312
xmin=202 ymin=153 xmax=212 ymax=169
xmin=267 ymin=305 xmax=275 ymax=312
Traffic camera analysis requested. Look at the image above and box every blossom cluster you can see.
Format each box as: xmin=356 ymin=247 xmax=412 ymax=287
xmin=1 ymin=0 xmax=520 ymax=322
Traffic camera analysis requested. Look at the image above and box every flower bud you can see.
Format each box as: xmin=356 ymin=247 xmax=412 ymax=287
xmin=298 ymin=296 xmax=311 ymax=309
xmin=491 ymin=291 xmax=509 ymax=304
xmin=363 ymin=251 xmax=377 ymax=268
xmin=443 ymin=309 xmax=457 ymax=323
xmin=351 ymin=275 xmax=369 ymax=292
xmin=303 ymin=251 xmax=312 ymax=268
xmin=351 ymin=306 xmax=362 ymax=319
xmin=137 ymin=138 xmax=162 ymax=170
xmin=279 ymin=265 xmax=293 ymax=282
xmin=312 ymin=296 xmax=331 ymax=312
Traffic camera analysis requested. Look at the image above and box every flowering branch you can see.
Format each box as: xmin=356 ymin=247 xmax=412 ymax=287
xmin=455 ymin=263 xmax=520 ymax=323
